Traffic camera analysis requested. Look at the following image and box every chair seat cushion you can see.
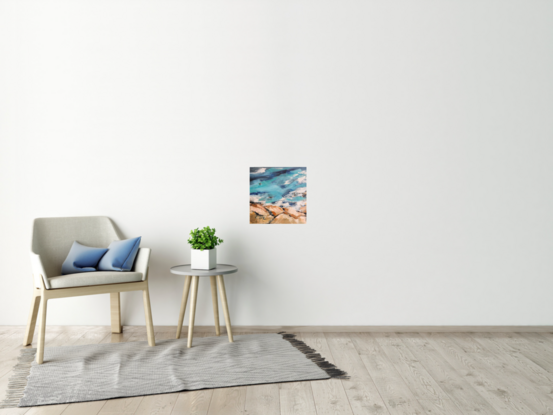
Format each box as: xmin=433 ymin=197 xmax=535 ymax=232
xmin=48 ymin=271 xmax=143 ymax=289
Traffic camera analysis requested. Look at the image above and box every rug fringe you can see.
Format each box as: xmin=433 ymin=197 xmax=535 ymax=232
xmin=278 ymin=332 xmax=350 ymax=379
xmin=0 ymin=348 xmax=35 ymax=408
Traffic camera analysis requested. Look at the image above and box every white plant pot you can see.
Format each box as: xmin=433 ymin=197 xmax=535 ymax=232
xmin=191 ymin=248 xmax=217 ymax=270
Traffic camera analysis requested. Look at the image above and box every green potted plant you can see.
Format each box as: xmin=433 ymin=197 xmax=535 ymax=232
xmin=188 ymin=226 xmax=223 ymax=270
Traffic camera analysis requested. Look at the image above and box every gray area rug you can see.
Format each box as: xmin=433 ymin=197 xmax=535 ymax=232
xmin=1 ymin=333 xmax=347 ymax=408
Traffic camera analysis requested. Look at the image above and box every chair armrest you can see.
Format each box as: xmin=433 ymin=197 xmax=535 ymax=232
xmin=30 ymin=253 xmax=50 ymax=289
xmin=133 ymin=248 xmax=151 ymax=281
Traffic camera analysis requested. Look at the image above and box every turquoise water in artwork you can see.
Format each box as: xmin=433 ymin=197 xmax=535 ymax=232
xmin=250 ymin=167 xmax=306 ymax=209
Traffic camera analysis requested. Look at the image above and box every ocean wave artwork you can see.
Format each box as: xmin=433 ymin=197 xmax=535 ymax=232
xmin=250 ymin=167 xmax=307 ymax=224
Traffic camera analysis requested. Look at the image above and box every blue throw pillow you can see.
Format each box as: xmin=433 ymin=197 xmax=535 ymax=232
xmin=97 ymin=237 xmax=141 ymax=271
xmin=61 ymin=241 xmax=109 ymax=275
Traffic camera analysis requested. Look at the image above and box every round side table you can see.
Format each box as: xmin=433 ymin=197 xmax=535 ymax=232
xmin=170 ymin=264 xmax=238 ymax=348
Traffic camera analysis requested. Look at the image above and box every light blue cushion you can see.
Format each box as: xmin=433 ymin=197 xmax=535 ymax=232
xmin=61 ymin=241 xmax=109 ymax=275
xmin=97 ymin=237 xmax=141 ymax=271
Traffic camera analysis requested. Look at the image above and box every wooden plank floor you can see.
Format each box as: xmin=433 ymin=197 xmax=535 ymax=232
xmin=1 ymin=327 xmax=553 ymax=414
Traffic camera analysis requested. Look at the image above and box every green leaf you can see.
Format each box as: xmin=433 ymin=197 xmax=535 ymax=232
xmin=187 ymin=226 xmax=224 ymax=249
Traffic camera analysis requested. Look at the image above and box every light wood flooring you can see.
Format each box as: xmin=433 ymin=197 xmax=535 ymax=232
xmin=1 ymin=326 xmax=553 ymax=414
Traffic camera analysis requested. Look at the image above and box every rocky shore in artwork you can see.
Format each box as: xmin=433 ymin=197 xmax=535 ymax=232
xmin=250 ymin=202 xmax=307 ymax=224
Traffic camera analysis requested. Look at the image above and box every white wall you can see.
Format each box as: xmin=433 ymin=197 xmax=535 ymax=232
xmin=1 ymin=0 xmax=552 ymax=327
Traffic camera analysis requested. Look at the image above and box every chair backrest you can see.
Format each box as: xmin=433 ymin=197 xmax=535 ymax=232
xmin=31 ymin=216 xmax=123 ymax=278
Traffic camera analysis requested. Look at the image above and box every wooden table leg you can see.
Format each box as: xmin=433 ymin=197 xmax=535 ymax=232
xmin=217 ymin=275 xmax=234 ymax=343
xmin=187 ymin=276 xmax=199 ymax=348
xmin=210 ymin=275 xmax=220 ymax=336
xmin=176 ymin=275 xmax=192 ymax=339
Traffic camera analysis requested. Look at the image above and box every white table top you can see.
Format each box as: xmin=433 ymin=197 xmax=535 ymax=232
xmin=170 ymin=264 xmax=238 ymax=277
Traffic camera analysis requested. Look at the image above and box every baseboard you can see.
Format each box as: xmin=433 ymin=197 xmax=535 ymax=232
xmin=5 ymin=325 xmax=552 ymax=333
xmin=131 ymin=325 xmax=553 ymax=333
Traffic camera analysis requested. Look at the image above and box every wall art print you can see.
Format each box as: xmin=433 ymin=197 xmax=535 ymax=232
xmin=250 ymin=167 xmax=307 ymax=224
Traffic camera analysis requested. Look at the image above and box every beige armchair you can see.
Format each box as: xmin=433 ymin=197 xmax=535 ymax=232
xmin=24 ymin=216 xmax=155 ymax=364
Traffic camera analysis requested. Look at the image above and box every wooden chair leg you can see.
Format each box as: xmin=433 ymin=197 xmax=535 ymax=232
xmin=23 ymin=289 xmax=41 ymax=346
xmin=187 ymin=276 xmax=199 ymax=348
xmin=217 ymin=275 xmax=233 ymax=343
xmin=36 ymin=296 xmax=48 ymax=364
xmin=110 ymin=292 xmax=122 ymax=334
xmin=176 ymin=275 xmax=192 ymax=339
xmin=210 ymin=275 xmax=220 ymax=336
xmin=142 ymin=288 xmax=155 ymax=346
